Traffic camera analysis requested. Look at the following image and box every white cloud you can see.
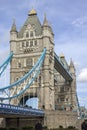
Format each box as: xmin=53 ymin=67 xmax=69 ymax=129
xmin=72 ymin=17 xmax=87 ymax=27
xmin=78 ymin=96 xmax=87 ymax=108
xmin=78 ymin=68 xmax=87 ymax=82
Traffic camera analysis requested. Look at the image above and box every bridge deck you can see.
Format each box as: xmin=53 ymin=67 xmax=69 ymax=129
xmin=0 ymin=103 xmax=44 ymax=118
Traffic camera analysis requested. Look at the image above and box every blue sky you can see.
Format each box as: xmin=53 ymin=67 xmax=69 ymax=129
xmin=0 ymin=0 xmax=87 ymax=108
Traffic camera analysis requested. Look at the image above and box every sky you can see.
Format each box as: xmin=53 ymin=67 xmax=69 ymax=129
xmin=0 ymin=0 xmax=87 ymax=108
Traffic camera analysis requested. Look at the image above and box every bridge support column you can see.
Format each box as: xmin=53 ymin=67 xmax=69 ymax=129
xmin=43 ymin=52 xmax=55 ymax=110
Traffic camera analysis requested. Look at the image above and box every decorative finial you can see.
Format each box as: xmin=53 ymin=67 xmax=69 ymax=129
xmin=13 ymin=18 xmax=15 ymax=24
xmin=70 ymin=58 xmax=74 ymax=67
xmin=28 ymin=8 xmax=37 ymax=16
xmin=43 ymin=13 xmax=49 ymax=25
xmin=10 ymin=18 xmax=17 ymax=32
xmin=60 ymin=53 xmax=65 ymax=58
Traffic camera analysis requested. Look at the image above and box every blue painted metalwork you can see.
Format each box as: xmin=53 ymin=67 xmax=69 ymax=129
xmin=0 ymin=52 xmax=13 ymax=77
xmin=0 ymin=103 xmax=44 ymax=117
xmin=0 ymin=48 xmax=46 ymax=100
xmin=76 ymin=94 xmax=82 ymax=119
xmin=0 ymin=48 xmax=46 ymax=91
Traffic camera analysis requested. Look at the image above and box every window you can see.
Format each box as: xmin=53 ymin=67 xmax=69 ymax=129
xmin=15 ymin=77 xmax=19 ymax=81
xmin=18 ymin=62 xmax=21 ymax=68
xmin=26 ymin=32 xmax=29 ymax=37
xmin=30 ymin=40 xmax=33 ymax=47
xmin=60 ymin=97 xmax=64 ymax=102
xmin=60 ymin=86 xmax=64 ymax=92
xmin=26 ymin=59 xmax=32 ymax=67
xmin=26 ymin=41 xmax=29 ymax=47
xmin=22 ymin=42 xmax=25 ymax=47
xmin=34 ymin=40 xmax=37 ymax=46
xmin=30 ymin=31 xmax=33 ymax=37
xmin=39 ymin=75 xmax=41 ymax=86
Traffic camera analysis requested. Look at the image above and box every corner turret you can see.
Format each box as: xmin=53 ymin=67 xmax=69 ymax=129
xmin=69 ymin=59 xmax=75 ymax=74
xmin=10 ymin=19 xmax=18 ymax=53
xmin=42 ymin=13 xmax=54 ymax=37
xmin=43 ymin=13 xmax=49 ymax=26
xmin=10 ymin=19 xmax=18 ymax=41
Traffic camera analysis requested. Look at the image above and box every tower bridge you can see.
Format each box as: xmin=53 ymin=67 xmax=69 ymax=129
xmin=0 ymin=8 xmax=81 ymax=129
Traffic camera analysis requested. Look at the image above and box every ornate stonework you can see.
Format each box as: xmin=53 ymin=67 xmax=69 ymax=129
xmin=10 ymin=9 xmax=77 ymax=111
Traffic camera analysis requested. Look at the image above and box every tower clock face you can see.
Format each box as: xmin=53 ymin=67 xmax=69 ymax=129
xmin=27 ymin=24 xmax=35 ymax=30
xmin=27 ymin=24 xmax=31 ymax=29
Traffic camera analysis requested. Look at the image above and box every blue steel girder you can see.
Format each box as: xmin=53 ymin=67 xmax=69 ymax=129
xmin=0 ymin=48 xmax=46 ymax=100
xmin=54 ymin=52 xmax=73 ymax=81
xmin=0 ymin=52 xmax=13 ymax=77
xmin=0 ymin=103 xmax=44 ymax=117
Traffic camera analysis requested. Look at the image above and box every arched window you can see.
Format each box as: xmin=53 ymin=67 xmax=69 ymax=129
xmin=18 ymin=62 xmax=21 ymax=68
xmin=22 ymin=42 xmax=25 ymax=47
xmin=26 ymin=32 xmax=29 ymax=37
xmin=30 ymin=40 xmax=33 ymax=47
xmin=34 ymin=40 xmax=37 ymax=46
xmin=30 ymin=31 xmax=33 ymax=37
xmin=26 ymin=41 xmax=29 ymax=47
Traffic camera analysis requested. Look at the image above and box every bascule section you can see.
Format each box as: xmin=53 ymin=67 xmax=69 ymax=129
xmin=9 ymin=8 xmax=78 ymax=112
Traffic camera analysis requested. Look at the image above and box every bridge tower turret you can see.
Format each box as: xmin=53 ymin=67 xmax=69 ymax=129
xmin=9 ymin=9 xmax=55 ymax=110
xmin=10 ymin=20 xmax=18 ymax=53
xmin=41 ymin=14 xmax=55 ymax=110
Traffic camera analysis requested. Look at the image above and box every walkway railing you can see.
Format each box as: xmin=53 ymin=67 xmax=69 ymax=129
xmin=0 ymin=103 xmax=44 ymax=117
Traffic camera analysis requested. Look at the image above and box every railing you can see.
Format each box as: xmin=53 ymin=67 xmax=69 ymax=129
xmin=0 ymin=103 xmax=44 ymax=117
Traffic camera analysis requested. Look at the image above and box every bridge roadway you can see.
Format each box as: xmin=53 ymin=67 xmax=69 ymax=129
xmin=54 ymin=52 xmax=73 ymax=81
xmin=0 ymin=103 xmax=44 ymax=118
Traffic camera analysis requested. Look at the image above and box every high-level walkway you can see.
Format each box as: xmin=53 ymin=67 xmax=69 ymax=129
xmin=54 ymin=52 xmax=73 ymax=81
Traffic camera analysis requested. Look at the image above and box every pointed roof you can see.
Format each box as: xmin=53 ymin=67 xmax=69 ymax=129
xmin=28 ymin=8 xmax=37 ymax=16
xmin=43 ymin=13 xmax=49 ymax=26
xmin=43 ymin=13 xmax=54 ymax=34
xmin=69 ymin=59 xmax=75 ymax=72
xmin=70 ymin=58 xmax=74 ymax=67
xmin=18 ymin=9 xmax=42 ymax=38
xmin=60 ymin=53 xmax=65 ymax=58
xmin=10 ymin=19 xmax=17 ymax=32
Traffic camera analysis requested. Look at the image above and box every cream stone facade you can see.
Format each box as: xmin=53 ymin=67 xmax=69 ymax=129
xmin=10 ymin=8 xmax=78 ymax=112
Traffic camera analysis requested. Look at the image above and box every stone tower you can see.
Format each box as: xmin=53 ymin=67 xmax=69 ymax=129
xmin=54 ymin=54 xmax=77 ymax=111
xmin=10 ymin=8 xmax=77 ymax=112
xmin=10 ymin=9 xmax=55 ymax=110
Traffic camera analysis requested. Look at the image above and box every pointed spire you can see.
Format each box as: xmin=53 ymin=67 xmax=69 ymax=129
xmin=69 ymin=58 xmax=75 ymax=73
xmin=43 ymin=13 xmax=54 ymax=35
xmin=70 ymin=58 xmax=74 ymax=67
xmin=10 ymin=19 xmax=17 ymax=32
xmin=43 ymin=13 xmax=49 ymax=26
